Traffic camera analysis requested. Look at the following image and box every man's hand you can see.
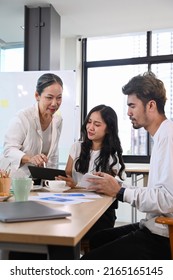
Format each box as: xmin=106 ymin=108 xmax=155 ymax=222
xmin=87 ymin=172 xmax=121 ymax=197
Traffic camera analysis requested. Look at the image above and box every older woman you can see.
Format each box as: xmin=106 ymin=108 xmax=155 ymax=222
xmin=3 ymin=73 xmax=63 ymax=176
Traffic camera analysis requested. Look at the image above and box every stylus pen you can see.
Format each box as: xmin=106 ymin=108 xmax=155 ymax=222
xmin=43 ymin=162 xmax=46 ymax=168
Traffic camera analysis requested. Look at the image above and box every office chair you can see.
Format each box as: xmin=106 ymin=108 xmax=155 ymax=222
xmin=155 ymin=216 xmax=173 ymax=259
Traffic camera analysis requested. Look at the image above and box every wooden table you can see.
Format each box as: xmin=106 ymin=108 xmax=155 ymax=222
xmin=125 ymin=163 xmax=150 ymax=223
xmin=0 ymin=191 xmax=114 ymax=259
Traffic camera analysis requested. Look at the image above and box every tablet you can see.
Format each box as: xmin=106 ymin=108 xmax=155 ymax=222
xmin=28 ymin=166 xmax=67 ymax=180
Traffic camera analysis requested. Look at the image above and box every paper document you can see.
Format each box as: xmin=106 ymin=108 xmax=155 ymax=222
xmin=79 ymin=173 xmax=104 ymax=188
xmin=29 ymin=193 xmax=93 ymax=204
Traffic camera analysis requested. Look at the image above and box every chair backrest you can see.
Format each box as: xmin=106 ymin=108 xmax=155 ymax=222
xmin=155 ymin=216 xmax=173 ymax=259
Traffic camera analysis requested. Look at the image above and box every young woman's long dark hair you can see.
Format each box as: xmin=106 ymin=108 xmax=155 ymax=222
xmin=75 ymin=105 xmax=125 ymax=180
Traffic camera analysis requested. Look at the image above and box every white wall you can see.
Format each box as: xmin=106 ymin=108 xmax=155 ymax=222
xmin=60 ymin=37 xmax=82 ymax=141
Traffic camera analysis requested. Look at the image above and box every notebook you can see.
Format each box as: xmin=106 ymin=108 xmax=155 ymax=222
xmin=0 ymin=201 xmax=71 ymax=223
xmin=28 ymin=166 xmax=67 ymax=180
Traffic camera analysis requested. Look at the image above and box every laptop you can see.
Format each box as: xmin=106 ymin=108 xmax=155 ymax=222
xmin=28 ymin=166 xmax=67 ymax=180
xmin=0 ymin=201 xmax=71 ymax=223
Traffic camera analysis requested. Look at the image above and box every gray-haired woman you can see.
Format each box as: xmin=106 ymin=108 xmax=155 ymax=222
xmin=3 ymin=73 xmax=63 ymax=176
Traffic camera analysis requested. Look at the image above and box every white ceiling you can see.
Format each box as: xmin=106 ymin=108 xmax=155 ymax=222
xmin=0 ymin=0 xmax=173 ymax=44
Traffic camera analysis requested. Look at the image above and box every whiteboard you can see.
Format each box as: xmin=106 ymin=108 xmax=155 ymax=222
xmin=0 ymin=70 xmax=78 ymax=167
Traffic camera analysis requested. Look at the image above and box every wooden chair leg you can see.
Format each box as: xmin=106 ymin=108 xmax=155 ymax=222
xmin=168 ymin=224 xmax=173 ymax=259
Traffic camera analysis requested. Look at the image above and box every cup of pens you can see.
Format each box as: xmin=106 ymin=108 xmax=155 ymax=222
xmin=0 ymin=170 xmax=11 ymax=196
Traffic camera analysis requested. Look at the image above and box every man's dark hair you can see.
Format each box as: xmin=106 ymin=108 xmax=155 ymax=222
xmin=122 ymin=71 xmax=167 ymax=114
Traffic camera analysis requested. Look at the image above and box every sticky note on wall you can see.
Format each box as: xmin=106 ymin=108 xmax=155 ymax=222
xmin=0 ymin=100 xmax=9 ymax=108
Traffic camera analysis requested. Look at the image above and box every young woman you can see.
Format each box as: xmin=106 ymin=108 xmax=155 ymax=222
xmin=57 ymin=104 xmax=125 ymax=242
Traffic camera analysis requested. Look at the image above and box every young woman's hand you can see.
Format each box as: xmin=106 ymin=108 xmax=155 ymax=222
xmin=55 ymin=175 xmax=76 ymax=188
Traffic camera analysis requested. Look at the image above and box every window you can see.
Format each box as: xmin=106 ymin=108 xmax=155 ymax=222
xmin=87 ymin=65 xmax=148 ymax=156
xmin=0 ymin=43 xmax=24 ymax=72
xmin=151 ymin=63 xmax=173 ymax=120
xmin=82 ymin=30 xmax=173 ymax=162
xmin=152 ymin=29 xmax=173 ymax=56
xmin=87 ymin=33 xmax=146 ymax=61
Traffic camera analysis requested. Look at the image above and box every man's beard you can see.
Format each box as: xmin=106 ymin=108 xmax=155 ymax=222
xmin=131 ymin=120 xmax=142 ymax=129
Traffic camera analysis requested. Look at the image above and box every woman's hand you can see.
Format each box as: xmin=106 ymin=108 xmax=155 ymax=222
xmin=55 ymin=175 xmax=76 ymax=188
xmin=87 ymin=172 xmax=121 ymax=197
xmin=22 ymin=154 xmax=48 ymax=167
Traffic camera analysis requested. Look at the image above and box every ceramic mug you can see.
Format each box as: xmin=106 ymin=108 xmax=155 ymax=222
xmin=44 ymin=180 xmax=66 ymax=191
